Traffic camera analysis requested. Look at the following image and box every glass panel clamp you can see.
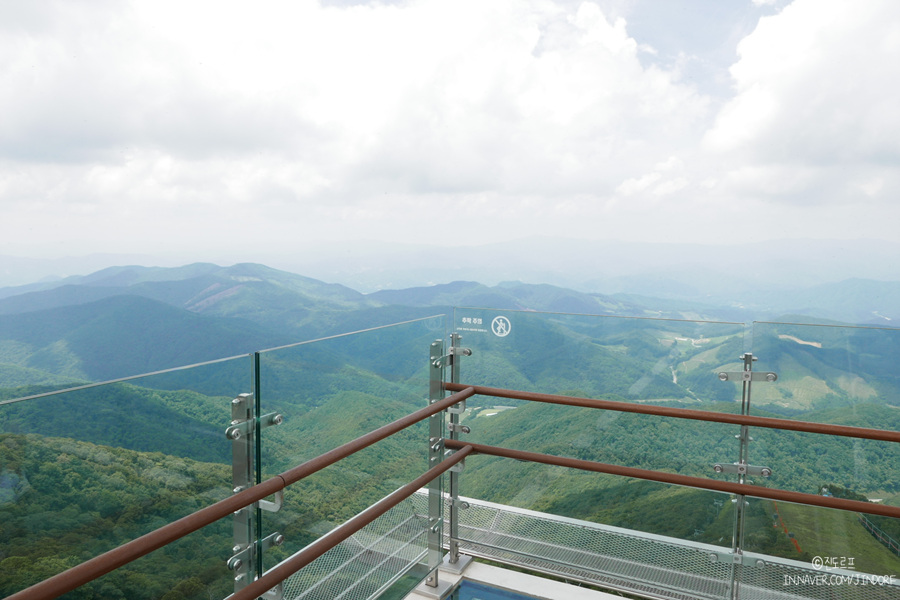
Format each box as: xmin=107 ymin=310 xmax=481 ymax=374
xmin=713 ymin=463 xmax=772 ymax=477
xmin=717 ymin=371 xmax=777 ymax=382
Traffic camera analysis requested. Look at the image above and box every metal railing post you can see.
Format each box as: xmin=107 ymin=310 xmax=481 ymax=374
xmin=225 ymin=353 xmax=285 ymax=599
xmin=731 ymin=353 xmax=754 ymax=600
xmin=425 ymin=340 xmax=445 ymax=589
xmin=715 ymin=352 xmax=776 ymax=600
xmin=227 ymin=387 xmax=257 ymax=592
xmin=447 ymin=333 xmax=471 ymax=565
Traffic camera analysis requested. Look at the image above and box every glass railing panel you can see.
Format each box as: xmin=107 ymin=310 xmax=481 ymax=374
xmin=448 ymin=310 xmax=751 ymax=598
xmin=277 ymin=490 xmax=434 ymax=600
xmin=750 ymin=321 xmax=900 ymax=420
xmin=452 ymin=308 xmax=745 ymax=404
xmin=461 ymin=400 xmax=743 ymax=490
xmin=0 ymin=355 xmax=246 ymax=598
xmin=739 ymin=497 xmax=900 ymax=598
xmin=256 ymin=315 xmax=446 ymax=590
xmin=452 ymin=309 xmax=748 ymax=500
xmin=748 ymin=322 xmax=900 ymax=497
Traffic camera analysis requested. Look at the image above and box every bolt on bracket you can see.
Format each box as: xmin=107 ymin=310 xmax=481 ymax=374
xmin=261 ymin=531 xmax=285 ymax=551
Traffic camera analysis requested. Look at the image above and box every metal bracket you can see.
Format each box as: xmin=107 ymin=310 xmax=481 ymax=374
xmin=709 ymin=550 xmax=768 ymax=568
xmin=428 ymin=516 xmax=442 ymax=533
xmin=452 ymin=498 xmax=470 ymax=510
xmin=713 ymin=463 xmax=772 ymax=477
xmin=253 ymin=533 xmax=287 ymax=600
xmin=448 ymin=423 xmax=471 ymax=434
xmin=225 ymin=420 xmax=252 ymax=441
xmin=431 ymin=346 xmax=472 ymax=368
xmin=261 ymin=531 xmax=285 ymax=552
xmin=447 ymin=400 xmax=466 ymax=415
xmin=718 ymin=371 xmax=777 ymax=383
xmin=259 ymin=489 xmax=284 ymax=513
xmin=445 ymin=449 xmax=465 ymax=472
xmin=260 ymin=412 xmax=284 ymax=430
xmin=262 ymin=582 xmax=284 ymax=600
xmin=228 ymin=532 xmax=285 ymax=586
xmin=429 ymin=437 xmax=444 ymax=465
xmin=226 ymin=412 xmax=282 ymax=440
xmin=227 ymin=545 xmax=252 ymax=579
xmin=226 ymin=393 xmax=254 ymax=441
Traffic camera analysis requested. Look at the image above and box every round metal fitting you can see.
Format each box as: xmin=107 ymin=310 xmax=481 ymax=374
xmin=274 ymin=534 xmax=285 ymax=546
xmin=226 ymin=427 xmax=241 ymax=441
xmin=760 ymin=468 xmax=772 ymax=477
xmin=718 ymin=373 xmax=728 ymax=381
xmin=271 ymin=414 xmax=283 ymax=426
xmin=228 ymin=557 xmax=243 ymax=571
xmin=713 ymin=464 xmax=724 ymax=473
xmin=766 ymin=373 xmax=777 ymax=382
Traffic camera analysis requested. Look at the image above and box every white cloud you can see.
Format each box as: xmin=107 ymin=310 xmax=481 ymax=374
xmin=1 ymin=0 xmax=898 ymax=259
xmin=704 ymin=0 xmax=900 ymax=206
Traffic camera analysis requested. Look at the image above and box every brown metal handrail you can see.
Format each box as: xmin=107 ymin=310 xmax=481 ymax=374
xmin=445 ymin=440 xmax=900 ymax=520
xmin=5 ymin=387 xmax=476 ymax=600
xmin=442 ymin=383 xmax=900 ymax=519
xmin=445 ymin=383 xmax=900 ymax=443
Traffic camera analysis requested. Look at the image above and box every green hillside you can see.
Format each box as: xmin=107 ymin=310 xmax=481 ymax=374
xmin=1 ymin=382 xmax=231 ymax=463
xmin=0 ymin=434 xmax=233 ymax=600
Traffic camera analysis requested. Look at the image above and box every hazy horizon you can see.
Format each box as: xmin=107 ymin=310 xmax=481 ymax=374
xmin=3 ymin=236 xmax=899 ymax=297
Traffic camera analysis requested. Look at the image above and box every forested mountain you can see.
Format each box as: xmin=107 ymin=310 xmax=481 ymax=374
xmin=0 ymin=294 xmax=289 ymax=382
xmin=0 ymin=262 xmax=710 ymax=387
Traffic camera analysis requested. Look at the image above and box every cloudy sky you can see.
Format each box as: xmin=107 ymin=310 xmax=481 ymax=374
xmin=2 ymin=0 xmax=899 ymax=265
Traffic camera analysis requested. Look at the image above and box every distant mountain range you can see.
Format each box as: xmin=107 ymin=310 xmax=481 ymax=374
xmin=5 ymin=238 xmax=900 ymax=290
xmin=1 ymin=260 xmax=898 ymax=400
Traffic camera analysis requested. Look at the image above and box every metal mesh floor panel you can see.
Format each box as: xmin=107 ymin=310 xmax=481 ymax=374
xmin=451 ymin=497 xmax=900 ymax=600
xmin=281 ymin=496 xmax=430 ymax=600
xmin=737 ymin=558 xmax=900 ymax=600
xmin=451 ymin=497 xmax=731 ymax=600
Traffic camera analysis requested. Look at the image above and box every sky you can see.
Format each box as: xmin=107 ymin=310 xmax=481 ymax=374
xmin=2 ymin=0 xmax=899 ymax=265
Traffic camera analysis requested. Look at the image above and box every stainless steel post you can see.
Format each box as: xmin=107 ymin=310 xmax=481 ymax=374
xmin=425 ymin=340 xmax=445 ymax=588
